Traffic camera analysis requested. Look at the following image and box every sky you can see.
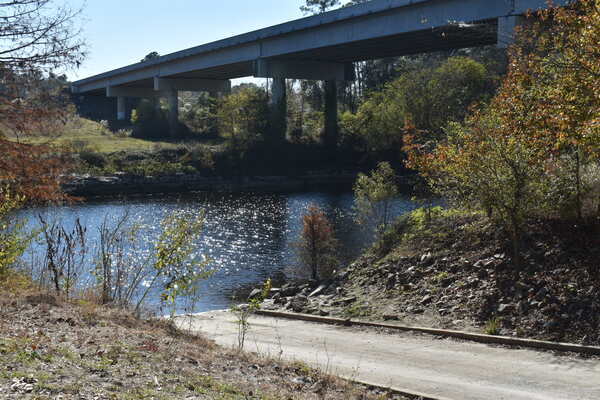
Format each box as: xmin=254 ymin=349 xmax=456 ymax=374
xmin=65 ymin=0 xmax=306 ymax=82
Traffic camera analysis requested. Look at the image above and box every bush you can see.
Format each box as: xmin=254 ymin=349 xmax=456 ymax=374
xmin=218 ymin=86 xmax=268 ymax=149
xmin=340 ymin=56 xmax=492 ymax=159
xmin=79 ymin=150 xmax=107 ymax=168
xmin=296 ymin=205 xmax=338 ymax=281
xmin=354 ymin=161 xmax=399 ymax=235
xmin=0 ymin=189 xmax=33 ymax=280
xmin=131 ymin=99 xmax=169 ymax=139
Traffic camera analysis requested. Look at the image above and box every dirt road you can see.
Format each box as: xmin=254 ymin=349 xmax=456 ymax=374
xmin=175 ymin=310 xmax=600 ymax=400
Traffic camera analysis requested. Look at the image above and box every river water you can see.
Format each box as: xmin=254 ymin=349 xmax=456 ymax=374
xmin=19 ymin=190 xmax=422 ymax=313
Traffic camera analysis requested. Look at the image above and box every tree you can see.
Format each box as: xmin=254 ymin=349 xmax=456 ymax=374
xmin=297 ymin=205 xmax=338 ymax=281
xmin=517 ymin=0 xmax=600 ymax=220
xmin=140 ymin=51 xmax=160 ymax=63
xmin=404 ymin=0 xmax=600 ymax=265
xmin=354 ymin=162 xmax=399 ymax=235
xmin=300 ymin=0 xmax=340 ymax=14
xmin=0 ymin=0 xmax=85 ymax=71
xmin=218 ymin=85 xmax=269 ymax=153
xmin=340 ymin=57 xmax=491 ymax=159
xmin=0 ymin=0 xmax=85 ymax=203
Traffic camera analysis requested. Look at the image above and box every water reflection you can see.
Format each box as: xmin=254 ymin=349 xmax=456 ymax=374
xmin=19 ymin=190 xmax=422 ymax=312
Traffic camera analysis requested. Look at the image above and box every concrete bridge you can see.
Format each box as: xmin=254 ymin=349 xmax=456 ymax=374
xmin=71 ymin=0 xmax=570 ymax=140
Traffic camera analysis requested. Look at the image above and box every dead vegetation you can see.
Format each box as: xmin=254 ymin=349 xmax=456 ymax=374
xmin=0 ymin=288 xmax=408 ymax=400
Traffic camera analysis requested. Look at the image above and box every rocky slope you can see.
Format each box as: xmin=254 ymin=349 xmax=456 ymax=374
xmin=261 ymin=211 xmax=600 ymax=345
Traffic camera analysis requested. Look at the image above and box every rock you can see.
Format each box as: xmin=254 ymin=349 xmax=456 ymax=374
xmin=497 ymin=303 xmax=515 ymax=314
xmin=290 ymin=295 xmax=309 ymax=312
xmin=543 ymin=319 xmax=560 ymax=331
xmin=383 ymin=314 xmax=399 ymax=321
xmin=440 ymin=277 xmax=454 ymax=287
xmin=517 ymin=301 xmax=528 ymax=313
xmin=420 ymin=252 xmax=433 ymax=265
xmin=248 ymin=288 xmax=263 ymax=301
xmin=535 ymin=288 xmax=548 ymax=300
xmin=280 ymin=283 xmax=299 ymax=297
xmin=261 ymin=299 xmax=277 ymax=310
xmin=386 ymin=273 xmax=397 ymax=290
xmin=308 ymin=284 xmax=327 ymax=298
xmin=420 ymin=295 xmax=433 ymax=305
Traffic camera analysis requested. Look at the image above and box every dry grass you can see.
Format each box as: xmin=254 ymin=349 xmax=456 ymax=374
xmin=13 ymin=118 xmax=179 ymax=153
xmin=0 ymin=288 xmax=407 ymax=399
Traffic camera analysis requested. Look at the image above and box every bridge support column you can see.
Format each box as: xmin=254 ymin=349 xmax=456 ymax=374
xmin=117 ymin=96 xmax=126 ymax=121
xmin=269 ymin=78 xmax=287 ymax=142
xmin=497 ymin=15 xmax=525 ymax=48
xmin=167 ymin=89 xmax=179 ymax=138
xmin=324 ymin=80 xmax=338 ymax=152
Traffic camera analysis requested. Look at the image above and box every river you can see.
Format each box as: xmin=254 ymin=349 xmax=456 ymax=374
xmin=18 ymin=190 xmax=423 ymax=313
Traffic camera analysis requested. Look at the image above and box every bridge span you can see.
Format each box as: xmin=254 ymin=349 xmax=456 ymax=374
xmin=71 ymin=0 xmax=570 ymax=140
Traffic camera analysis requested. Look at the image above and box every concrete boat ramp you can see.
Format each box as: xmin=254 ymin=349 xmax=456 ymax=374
xmin=175 ymin=310 xmax=600 ymax=400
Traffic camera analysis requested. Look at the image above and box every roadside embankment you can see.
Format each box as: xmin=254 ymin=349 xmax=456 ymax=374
xmin=256 ymin=209 xmax=600 ymax=346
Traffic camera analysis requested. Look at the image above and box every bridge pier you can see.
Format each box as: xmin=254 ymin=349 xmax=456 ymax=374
xmin=255 ymin=59 xmax=353 ymax=147
xmin=167 ymin=89 xmax=179 ymax=138
xmin=269 ymin=78 xmax=287 ymax=143
xmin=324 ymin=80 xmax=338 ymax=152
xmin=497 ymin=15 xmax=526 ymax=48
xmin=117 ymin=96 xmax=126 ymax=121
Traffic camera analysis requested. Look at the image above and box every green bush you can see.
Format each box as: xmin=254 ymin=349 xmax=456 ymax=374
xmin=79 ymin=150 xmax=107 ymax=168
xmin=131 ymin=99 xmax=169 ymax=139
xmin=354 ymin=161 xmax=399 ymax=235
xmin=0 ymin=189 xmax=33 ymax=280
xmin=340 ymin=56 xmax=492 ymax=159
xmin=122 ymin=160 xmax=197 ymax=177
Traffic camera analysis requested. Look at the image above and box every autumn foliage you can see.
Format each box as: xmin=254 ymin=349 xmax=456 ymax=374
xmin=297 ymin=205 xmax=338 ymax=281
xmin=0 ymin=69 xmax=75 ymax=203
xmin=404 ymin=0 xmax=600 ymax=262
xmin=0 ymin=0 xmax=84 ymax=204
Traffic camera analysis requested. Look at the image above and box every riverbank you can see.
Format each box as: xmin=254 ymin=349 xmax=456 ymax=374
xmin=258 ymin=209 xmax=600 ymax=346
xmin=0 ymin=287 xmax=406 ymax=400
xmin=64 ymin=172 xmax=361 ymax=197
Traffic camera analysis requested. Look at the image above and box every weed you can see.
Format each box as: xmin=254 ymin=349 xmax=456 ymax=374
xmin=343 ymin=301 xmax=370 ymax=318
xmin=231 ymin=278 xmax=271 ymax=351
xmin=434 ymin=271 xmax=450 ymax=284
xmin=485 ymin=317 xmax=502 ymax=335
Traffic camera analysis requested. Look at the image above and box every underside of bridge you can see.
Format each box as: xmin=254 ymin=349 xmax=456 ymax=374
xmin=72 ymin=0 xmax=542 ymax=141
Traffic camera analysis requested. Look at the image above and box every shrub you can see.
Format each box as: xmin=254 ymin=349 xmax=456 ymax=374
xmin=146 ymin=209 xmax=213 ymax=316
xmin=0 ymin=189 xmax=33 ymax=280
xmin=79 ymin=150 xmax=107 ymax=168
xmin=353 ymin=161 xmax=399 ymax=235
xmin=340 ymin=56 xmax=492 ymax=159
xmin=217 ymin=86 xmax=268 ymax=149
xmin=297 ymin=205 xmax=338 ymax=281
xmin=131 ymin=99 xmax=169 ymax=139
xmin=230 ymin=278 xmax=271 ymax=351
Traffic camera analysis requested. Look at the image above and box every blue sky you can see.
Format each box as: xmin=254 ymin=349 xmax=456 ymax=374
xmin=66 ymin=1 xmax=305 ymax=81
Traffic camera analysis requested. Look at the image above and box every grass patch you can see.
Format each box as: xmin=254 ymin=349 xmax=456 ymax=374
xmin=17 ymin=118 xmax=179 ymax=153
xmin=484 ymin=317 xmax=502 ymax=335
